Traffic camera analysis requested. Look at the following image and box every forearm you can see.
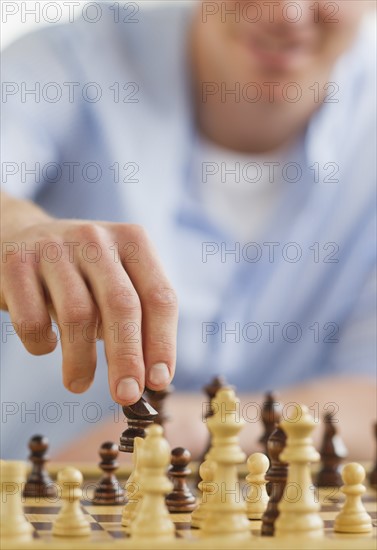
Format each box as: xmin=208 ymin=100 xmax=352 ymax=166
xmin=0 ymin=191 xmax=53 ymax=241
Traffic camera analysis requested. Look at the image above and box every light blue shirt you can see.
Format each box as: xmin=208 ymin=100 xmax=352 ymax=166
xmin=1 ymin=2 xmax=376 ymax=457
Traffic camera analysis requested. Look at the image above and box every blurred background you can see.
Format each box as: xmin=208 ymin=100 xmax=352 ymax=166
xmin=2 ymin=0 xmax=376 ymax=50
xmin=1 ymin=1 xmax=182 ymax=49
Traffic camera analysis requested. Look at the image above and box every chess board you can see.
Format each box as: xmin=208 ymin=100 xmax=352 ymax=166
xmin=2 ymin=486 xmax=376 ymax=550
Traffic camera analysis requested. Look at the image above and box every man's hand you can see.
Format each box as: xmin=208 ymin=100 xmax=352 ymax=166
xmin=0 ymin=193 xmax=178 ymax=405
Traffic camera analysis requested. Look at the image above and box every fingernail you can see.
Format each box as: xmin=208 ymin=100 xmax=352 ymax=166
xmin=70 ymin=377 xmax=92 ymax=393
xmin=149 ymin=363 xmax=170 ymax=386
xmin=116 ymin=378 xmax=140 ymax=403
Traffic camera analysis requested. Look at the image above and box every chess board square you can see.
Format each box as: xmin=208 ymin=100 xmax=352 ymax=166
xmin=321 ymin=505 xmax=340 ymax=512
xmin=31 ymin=523 xmax=52 ymax=531
xmin=107 ymin=530 xmax=127 ymax=539
xmin=91 ymin=514 xmax=122 ymax=522
xmin=24 ymin=506 xmax=60 ymax=514
xmin=174 ymin=523 xmax=192 ymax=531
xmin=90 ymin=523 xmax=105 ymax=531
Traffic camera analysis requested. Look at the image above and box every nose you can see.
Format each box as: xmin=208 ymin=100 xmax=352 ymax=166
xmin=262 ymin=0 xmax=313 ymax=31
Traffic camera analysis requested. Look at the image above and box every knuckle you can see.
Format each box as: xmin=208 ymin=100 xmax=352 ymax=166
xmin=110 ymin=349 xmax=142 ymax=369
xmin=38 ymin=236 xmax=63 ymax=251
xmin=60 ymin=302 xmax=97 ymax=325
xmin=2 ymin=249 xmax=25 ymax=269
xmin=149 ymin=334 xmax=176 ymax=354
xmin=75 ymin=223 xmax=105 ymax=245
xmin=146 ymin=286 xmax=178 ymax=312
xmin=105 ymin=287 xmax=141 ymax=314
xmin=127 ymin=223 xmax=148 ymax=242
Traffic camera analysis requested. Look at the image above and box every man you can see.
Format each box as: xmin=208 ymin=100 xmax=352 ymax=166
xmin=1 ymin=1 xmax=376 ymax=459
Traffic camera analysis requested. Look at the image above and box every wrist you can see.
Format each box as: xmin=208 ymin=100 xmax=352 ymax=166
xmin=1 ymin=192 xmax=54 ymax=241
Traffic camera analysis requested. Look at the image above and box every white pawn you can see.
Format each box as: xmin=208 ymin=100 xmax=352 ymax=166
xmin=191 ymin=458 xmax=217 ymax=528
xmin=245 ymin=453 xmax=269 ymax=520
xmin=335 ymin=463 xmax=372 ymax=533
xmin=130 ymin=424 xmax=175 ymax=542
xmin=0 ymin=461 xmax=33 ymax=542
xmin=122 ymin=437 xmax=144 ymax=528
xmin=52 ymin=467 xmax=90 ymax=537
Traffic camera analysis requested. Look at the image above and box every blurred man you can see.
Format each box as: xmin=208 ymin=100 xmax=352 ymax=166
xmin=1 ymin=1 xmax=376 ymax=458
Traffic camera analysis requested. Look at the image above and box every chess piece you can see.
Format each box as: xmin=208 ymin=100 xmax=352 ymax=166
xmin=121 ymin=437 xmax=144 ymax=527
xmin=191 ymin=458 xmax=216 ymax=528
xmin=369 ymin=422 xmax=377 ymax=488
xmin=245 ymin=452 xmax=269 ymax=519
xmin=130 ymin=424 xmax=175 ymax=542
xmin=334 ymin=463 xmax=372 ymax=533
xmin=259 ymin=392 xmax=282 ymax=454
xmin=166 ymin=447 xmax=197 ymax=513
xmin=316 ymin=413 xmax=348 ymax=487
xmin=119 ymin=396 xmax=158 ymax=453
xmin=197 ymin=376 xmax=228 ymax=466
xmin=0 ymin=460 xmax=33 ymax=542
xmin=92 ymin=442 xmax=125 ymax=505
xmin=261 ymin=424 xmax=288 ymax=536
xmin=144 ymin=385 xmax=174 ymax=431
xmin=275 ymin=404 xmax=324 ymax=538
xmin=23 ymin=435 xmax=56 ymax=498
xmin=52 ymin=467 xmax=91 ymax=537
xmin=201 ymin=388 xmax=250 ymax=540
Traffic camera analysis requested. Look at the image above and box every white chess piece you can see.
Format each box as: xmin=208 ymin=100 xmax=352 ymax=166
xmin=0 ymin=461 xmax=33 ymax=542
xmin=121 ymin=437 xmax=144 ymax=528
xmin=201 ymin=388 xmax=251 ymax=540
xmin=191 ymin=458 xmax=217 ymax=528
xmin=245 ymin=453 xmax=269 ymax=519
xmin=275 ymin=404 xmax=324 ymax=538
xmin=130 ymin=424 xmax=175 ymax=542
xmin=335 ymin=463 xmax=372 ymax=533
xmin=52 ymin=467 xmax=90 ymax=537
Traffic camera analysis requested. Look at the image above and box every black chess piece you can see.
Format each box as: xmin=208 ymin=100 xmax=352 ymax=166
xmin=92 ymin=442 xmax=126 ymax=505
xmin=203 ymin=376 xmax=228 ymax=416
xmin=166 ymin=447 xmax=197 ymax=513
xmin=23 ymin=435 xmax=57 ymax=498
xmin=259 ymin=392 xmax=282 ymax=455
xmin=144 ymin=385 xmax=174 ymax=431
xmin=316 ymin=412 xmax=348 ymax=487
xmin=119 ymin=396 xmax=158 ymax=453
xmin=261 ymin=425 xmax=287 ymax=536
xmin=368 ymin=422 xmax=377 ymax=488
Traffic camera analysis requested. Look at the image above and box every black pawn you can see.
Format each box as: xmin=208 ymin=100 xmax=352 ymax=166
xmin=259 ymin=392 xmax=282 ymax=455
xmin=166 ymin=447 xmax=197 ymax=513
xmin=23 ymin=435 xmax=56 ymax=498
xmin=261 ymin=425 xmax=287 ymax=536
xmin=316 ymin=413 xmax=348 ymax=487
xmin=92 ymin=442 xmax=126 ymax=505
xmin=119 ymin=396 xmax=158 ymax=454
xmin=368 ymin=422 xmax=377 ymax=488
xmin=144 ymin=385 xmax=174 ymax=431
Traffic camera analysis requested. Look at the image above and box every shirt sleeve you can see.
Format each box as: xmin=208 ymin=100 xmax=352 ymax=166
xmin=1 ymin=27 xmax=83 ymax=199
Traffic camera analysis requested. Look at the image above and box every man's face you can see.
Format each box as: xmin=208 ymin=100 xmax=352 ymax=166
xmin=200 ymin=0 xmax=373 ymax=77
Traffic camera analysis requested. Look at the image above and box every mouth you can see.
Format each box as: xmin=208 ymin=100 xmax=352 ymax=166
xmin=242 ymin=31 xmax=316 ymax=71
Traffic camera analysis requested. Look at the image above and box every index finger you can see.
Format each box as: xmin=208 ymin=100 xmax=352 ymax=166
xmin=80 ymin=249 xmax=144 ymax=405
